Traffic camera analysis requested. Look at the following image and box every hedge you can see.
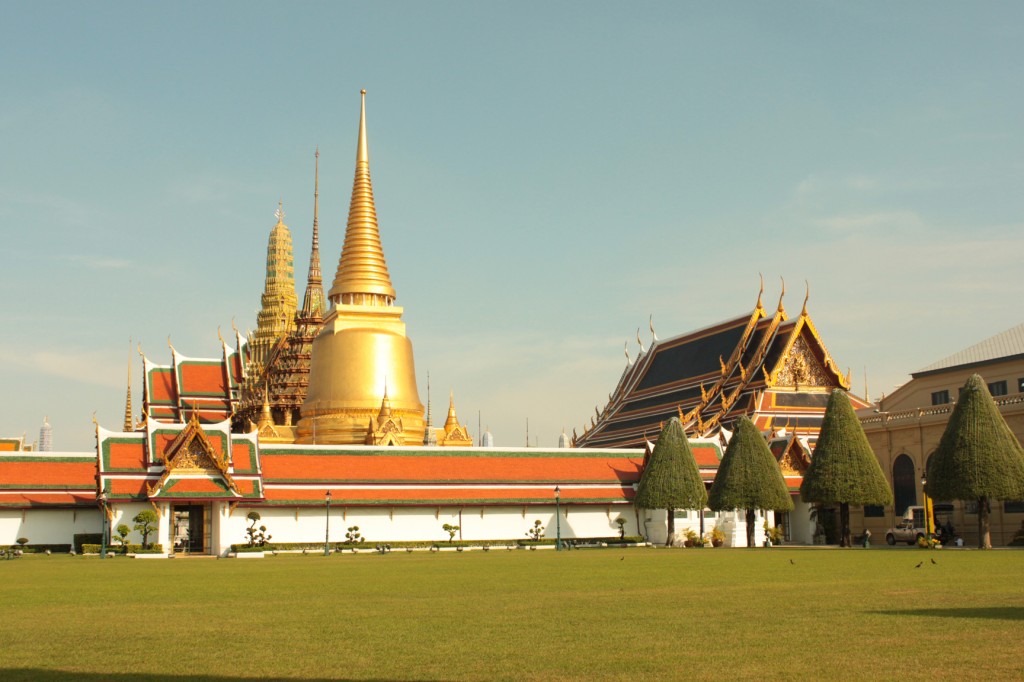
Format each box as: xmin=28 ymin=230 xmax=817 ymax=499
xmin=82 ymin=544 xmax=164 ymax=554
xmin=73 ymin=533 xmax=103 ymax=554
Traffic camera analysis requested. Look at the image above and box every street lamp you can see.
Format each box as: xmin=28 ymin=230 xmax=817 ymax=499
xmin=324 ymin=490 xmax=332 ymax=556
xmin=554 ymin=486 xmax=561 ymax=551
xmin=98 ymin=490 xmax=108 ymax=559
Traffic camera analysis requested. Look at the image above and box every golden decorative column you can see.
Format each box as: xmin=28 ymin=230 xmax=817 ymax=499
xmin=298 ymin=91 xmax=424 ymax=444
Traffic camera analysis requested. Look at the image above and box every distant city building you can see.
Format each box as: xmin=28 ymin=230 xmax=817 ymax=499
xmin=38 ymin=417 xmax=52 ymax=452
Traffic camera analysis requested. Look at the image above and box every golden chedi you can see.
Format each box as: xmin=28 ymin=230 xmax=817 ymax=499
xmin=298 ymin=91 xmax=424 ymax=445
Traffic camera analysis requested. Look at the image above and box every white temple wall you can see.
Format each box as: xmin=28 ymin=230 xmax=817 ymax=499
xmin=218 ymin=503 xmax=642 ymax=554
xmin=0 ymin=509 xmax=101 ymax=546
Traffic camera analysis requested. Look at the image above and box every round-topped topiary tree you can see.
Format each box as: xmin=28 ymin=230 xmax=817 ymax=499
xmin=801 ymin=389 xmax=893 ymax=547
xmin=635 ymin=417 xmax=708 ymax=546
xmin=926 ymin=374 xmax=1024 ymax=549
xmin=708 ymin=416 xmax=793 ymax=547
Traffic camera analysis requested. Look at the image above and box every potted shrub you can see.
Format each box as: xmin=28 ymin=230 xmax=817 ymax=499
xmin=710 ymin=526 xmax=726 ymax=548
xmin=683 ymin=528 xmax=700 ymax=548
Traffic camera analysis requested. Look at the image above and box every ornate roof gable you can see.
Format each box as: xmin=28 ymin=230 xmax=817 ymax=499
xmin=148 ymin=413 xmax=239 ymax=498
xmin=763 ymin=312 xmax=850 ymax=390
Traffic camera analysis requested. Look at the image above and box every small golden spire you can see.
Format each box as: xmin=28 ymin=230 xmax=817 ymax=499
xmin=756 ymin=273 xmax=764 ymax=311
xmin=777 ymin=277 xmax=786 ymax=313
xmin=123 ymin=338 xmax=134 ymax=432
xmin=444 ymin=389 xmax=459 ymax=430
xmin=801 ymin=280 xmax=810 ymax=316
xmin=377 ymin=379 xmax=393 ymax=422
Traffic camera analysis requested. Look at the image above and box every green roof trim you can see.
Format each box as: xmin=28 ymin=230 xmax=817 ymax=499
xmin=259 ymin=447 xmax=644 ymax=459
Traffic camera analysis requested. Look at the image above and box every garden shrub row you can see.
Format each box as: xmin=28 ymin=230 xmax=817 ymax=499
xmin=3 ymin=544 xmax=72 ymax=553
xmin=228 ymin=536 xmax=647 ymax=553
xmin=82 ymin=544 xmax=164 ymax=554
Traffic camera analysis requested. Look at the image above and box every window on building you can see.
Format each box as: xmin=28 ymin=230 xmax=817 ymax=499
xmin=988 ymin=380 xmax=1008 ymax=397
xmin=673 ymin=510 xmax=688 ymax=519
xmin=965 ymin=500 xmax=978 ymax=515
xmin=1018 ymin=377 xmax=1024 ymax=394
xmin=931 ymin=390 xmax=950 ymax=406
xmin=1004 ymin=500 xmax=1024 ymax=514
xmin=864 ymin=505 xmax=885 ymax=517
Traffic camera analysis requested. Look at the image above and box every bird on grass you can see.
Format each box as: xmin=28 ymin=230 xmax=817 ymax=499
xmin=931 ymin=558 xmax=937 ymax=565
xmin=789 ymin=559 xmax=795 ymax=565
xmin=620 ymin=556 xmax=624 ymax=561
xmin=915 ymin=561 xmax=923 ymax=568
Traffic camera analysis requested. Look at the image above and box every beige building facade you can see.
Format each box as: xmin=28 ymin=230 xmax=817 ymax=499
xmin=857 ymin=323 xmax=1024 ymax=546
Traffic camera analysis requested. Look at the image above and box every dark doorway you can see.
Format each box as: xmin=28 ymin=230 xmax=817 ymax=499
xmin=893 ymin=454 xmax=917 ymax=516
xmin=172 ymin=504 xmax=208 ymax=554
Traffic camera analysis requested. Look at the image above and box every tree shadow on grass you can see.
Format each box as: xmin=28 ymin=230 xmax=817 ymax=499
xmin=870 ymin=606 xmax=1024 ymax=621
xmin=0 ymin=672 xmax=425 ymax=682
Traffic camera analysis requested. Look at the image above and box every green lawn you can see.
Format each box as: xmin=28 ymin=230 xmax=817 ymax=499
xmin=0 ymin=547 xmax=1021 ymax=681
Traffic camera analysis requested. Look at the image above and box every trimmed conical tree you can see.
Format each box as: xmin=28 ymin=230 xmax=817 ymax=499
xmin=801 ymin=389 xmax=893 ymax=547
xmin=708 ymin=416 xmax=793 ymax=547
xmin=926 ymin=374 xmax=1024 ymax=549
xmin=635 ymin=417 xmax=708 ymax=546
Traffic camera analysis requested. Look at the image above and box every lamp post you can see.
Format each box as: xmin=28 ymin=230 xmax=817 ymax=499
xmin=99 ymin=490 xmax=108 ymax=559
xmin=554 ymin=485 xmax=561 ymax=551
xmin=324 ymin=490 xmax=332 ymax=556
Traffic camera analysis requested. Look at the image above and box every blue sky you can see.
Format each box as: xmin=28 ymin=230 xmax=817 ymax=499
xmin=2 ymin=2 xmax=1022 ymax=450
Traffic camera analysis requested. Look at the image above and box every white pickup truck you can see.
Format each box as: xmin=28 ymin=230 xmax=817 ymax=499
xmin=885 ymin=506 xmax=927 ymax=546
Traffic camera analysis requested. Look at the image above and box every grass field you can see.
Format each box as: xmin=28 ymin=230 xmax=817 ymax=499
xmin=0 ymin=547 xmax=1021 ymax=681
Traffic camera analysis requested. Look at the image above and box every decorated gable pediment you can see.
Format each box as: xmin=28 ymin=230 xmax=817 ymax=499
xmin=148 ymin=414 xmax=239 ymax=498
xmin=775 ymin=336 xmax=831 ymax=388
xmin=773 ymin=437 xmax=812 ymax=476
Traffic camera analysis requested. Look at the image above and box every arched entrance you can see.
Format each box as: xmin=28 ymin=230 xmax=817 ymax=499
xmin=893 ymin=454 xmax=917 ymax=516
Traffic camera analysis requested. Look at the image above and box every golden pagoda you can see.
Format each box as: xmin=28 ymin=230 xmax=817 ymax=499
xmin=298 ymin=90 xmax=424 ymax=445
xmin=237 ymin=203 xmax=299 ymax=429
xmin=266 ymin=149 xmax=328 ymax=430
xmin=246 ymin=205 xmax=297 ymax=375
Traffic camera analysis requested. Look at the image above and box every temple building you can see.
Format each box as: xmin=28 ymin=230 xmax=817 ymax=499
xmin=1 ymin=90 xmax=939 ymax=553
xmin=575 ymin=283 xmax=868 ymax=544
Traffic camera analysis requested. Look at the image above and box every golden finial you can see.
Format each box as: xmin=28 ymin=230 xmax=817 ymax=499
xmin=649 ymin=314 xmax=658 ymax=342
xmin=636 ymin=328 xmax=645 ymax=354
xmin=624 ymin=341 xmax=630 ymax=365
xmin=137 ymin=342 xmax=144 ymax=359
xmin=329 ymin=89 xmax=397 ymax=306
xmin=217 ymin=326 xmax=225 ymax=345
xmin=275 ymin=200 xmax=285 ymax=224
xmin=756 ymin=273 xmax=764 ymax=310
xmin=801 ymin=280 xmax=810 ymax=316
xmin=777 ymin=277 xmax=786 ymax=313
xmin=167 ymin=336 xmax=176 ymax=355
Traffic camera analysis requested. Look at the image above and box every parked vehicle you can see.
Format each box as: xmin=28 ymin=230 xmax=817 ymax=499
xmin=885 ymin=506 xmax=928 ymax=546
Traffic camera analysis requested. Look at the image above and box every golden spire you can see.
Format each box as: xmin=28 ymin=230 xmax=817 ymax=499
xmin=123 ymin=338 xmax=133 ymax=432
xmin=329 ymin=89 xmax=397 ymax=306
xmin=444 ymin=390 xmax=459 ymax=430
xmin=300 ymin=147 xmax=326 ymax=321
xmin=377 ymin=380 xmax=393 ymax=422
